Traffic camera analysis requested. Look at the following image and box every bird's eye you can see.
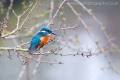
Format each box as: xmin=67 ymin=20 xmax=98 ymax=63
xmin=45 ymin=30 xmax=51 ymax=33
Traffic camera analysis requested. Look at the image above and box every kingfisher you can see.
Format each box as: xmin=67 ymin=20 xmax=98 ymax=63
xmin=28 ymin=26 xmax=57 ymax=54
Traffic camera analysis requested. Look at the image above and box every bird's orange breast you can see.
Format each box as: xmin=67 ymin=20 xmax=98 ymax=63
xmin=39 ymin=34 xmax=51 ymax=48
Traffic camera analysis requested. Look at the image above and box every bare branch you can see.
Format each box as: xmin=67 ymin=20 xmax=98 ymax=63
xmin=47 ymin=0 xmax=67 ymax=27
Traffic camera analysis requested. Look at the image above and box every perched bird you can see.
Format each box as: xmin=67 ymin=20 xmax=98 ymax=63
xmin=28 ymin=26 xmax=57 ymax=54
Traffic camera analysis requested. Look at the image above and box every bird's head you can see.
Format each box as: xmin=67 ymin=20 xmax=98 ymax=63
xmin=38 ymin=26 xmax=57 ymax=36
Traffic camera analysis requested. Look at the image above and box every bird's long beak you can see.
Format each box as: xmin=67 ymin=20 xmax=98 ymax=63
xmin=51 ymin=32 xmax=58 ymax=36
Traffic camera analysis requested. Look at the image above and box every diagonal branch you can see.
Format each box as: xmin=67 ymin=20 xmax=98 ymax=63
xmin=74 ymin=0 xmax=120 ymax=53
xmin=47 ymin=0 xmax=67 ymax=27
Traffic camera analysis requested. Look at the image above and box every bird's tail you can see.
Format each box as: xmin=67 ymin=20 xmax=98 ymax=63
xmin=28 ymin=44 xmax=38 ymax=55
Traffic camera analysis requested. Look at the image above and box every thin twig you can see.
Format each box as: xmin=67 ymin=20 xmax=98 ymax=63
xmin=47 ymin=0 xmax=67 ymax=27
xmin=49 ymin=0 xmax=54 ymax=21
xmin=6 ymin=0 xmax=14 ymax=20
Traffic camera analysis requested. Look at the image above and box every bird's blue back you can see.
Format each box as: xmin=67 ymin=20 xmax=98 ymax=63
xmin=28 ymin=32 xmax=42 ymax=52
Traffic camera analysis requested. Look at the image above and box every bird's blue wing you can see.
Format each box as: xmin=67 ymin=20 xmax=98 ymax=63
xmin=28 ymin=36 xmax=41 ymax=53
